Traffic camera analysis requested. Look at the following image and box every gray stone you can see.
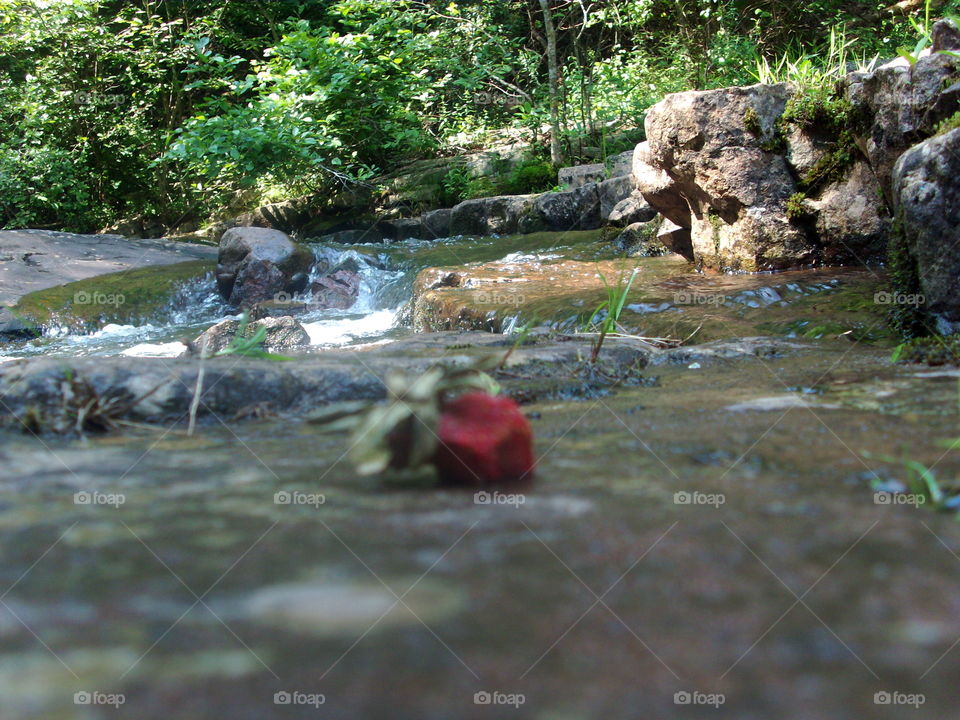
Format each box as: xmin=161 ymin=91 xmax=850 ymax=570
xmin=533 ymin=184 xmax=602 ymax=231
xmin=846 ymin=50 xmax=960 ymax=203
xmin=185 ymin=316 xmax=311 ymax=356
xmin=810 ymin=161 xmax=890 ymax=265
xmin=598 ymin=175 xmax=635 ymax=220
xmin=217 ymin=228 xmax=314 ymax=308
xmin=448 ymin=195 xmax=542 ymax=236
xmin=615 ymin=219 xmax=668 ymax=256
xmin=421 ymin=208 xmax=452 ymax=238
xmin=558 ymin=163 xmax=605 ymax=189
xmin=932 ymin=18 xmax=960 ymax=53
xmin=607 ymin=190 xmax=657 ymax=228
xmin=893 ymin=128 xmax=960 ymax=327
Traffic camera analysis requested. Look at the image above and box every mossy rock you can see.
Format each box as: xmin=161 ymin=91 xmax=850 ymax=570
xmin=895 ymin=335 xmax=960 ymax=366
xmin=12 ymin=260 xmax=215 ymax=332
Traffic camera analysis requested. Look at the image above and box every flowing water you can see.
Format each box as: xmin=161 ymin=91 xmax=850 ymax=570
xmin=0 ymin=231 xmax=623 ymax=361
xmin=3 ymin=230 xmax=960 ymax=719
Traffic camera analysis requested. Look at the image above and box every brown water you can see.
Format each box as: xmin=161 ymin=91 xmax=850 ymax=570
xmin=2 ymin=333 xmax=959 ymax=719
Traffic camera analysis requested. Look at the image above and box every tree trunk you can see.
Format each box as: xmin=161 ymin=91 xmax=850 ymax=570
xmin=538 ymin=0 xmax=563 ymax=166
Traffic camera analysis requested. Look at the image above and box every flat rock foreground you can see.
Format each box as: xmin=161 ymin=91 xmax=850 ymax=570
xmin=1 ymin=331 xmax=958 ymax=719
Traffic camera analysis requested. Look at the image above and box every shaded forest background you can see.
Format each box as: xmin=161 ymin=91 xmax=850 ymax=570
xmin=0 ymin=0 xmax=955 ymax=233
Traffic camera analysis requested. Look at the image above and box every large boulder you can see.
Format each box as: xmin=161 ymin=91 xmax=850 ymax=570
xmin=185 ymin=315 xmax=311 ymax=356
xmin=644 ymin=83 xmax=812 ymax=271
xmin=845 ymin=20 xmax=960 ymax=204
xmin=893 ymin=128 xmax=960 ymax=332
xmin=217 ymin=228 xmax=314 ymax=308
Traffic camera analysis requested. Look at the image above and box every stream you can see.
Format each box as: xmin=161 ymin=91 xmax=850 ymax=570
xmin=2 ymin=230 xmax=960 ymax=720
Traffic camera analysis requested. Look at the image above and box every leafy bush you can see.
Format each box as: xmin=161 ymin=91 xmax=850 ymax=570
xmin=500 ymin=160 xmax=556 ymax=195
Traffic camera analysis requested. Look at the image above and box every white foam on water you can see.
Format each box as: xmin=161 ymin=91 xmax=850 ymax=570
xmin=64 ymin=323 xmax=157 ymax=344
xmin=302 ymin=308 xmax=400 ymax=347
xmin=121 ymin=341 xmax=187 ymax=358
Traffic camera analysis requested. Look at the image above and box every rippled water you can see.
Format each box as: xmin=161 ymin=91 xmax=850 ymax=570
xmin=0 ymin=244 xmax=411 ymax=359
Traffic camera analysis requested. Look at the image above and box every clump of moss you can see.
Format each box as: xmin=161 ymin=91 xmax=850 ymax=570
xmin=744 ymin=107 xmax=762 ymax=136
xmin=440 ymin=157 xmax=556 ymax=204
xmin=744 ymin=106 xmax=787 ymax=153
xmin=887 ymin=217 xmax=933 ymax=339
xmin=936 ymin=110 xmax=960 ymax=136
xmin=798 ymin=129 xmax=858 ymax=195
xmin=13 ymin=260 xmax=214 ymax=331
xmin=760 ymin=132 xmax=787 ymax=154
xmin=500 ymin=159 xmax=556 ymax=195
xmin=895 ymin=335 xmax=960 ymax=365
xmin=781 ymin=86 xmax=853 ymax=134
xmin=786 ymin=192 xmax=810 ymax=221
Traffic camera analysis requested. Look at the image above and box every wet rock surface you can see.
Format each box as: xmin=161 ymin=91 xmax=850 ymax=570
xmin=185 ymin=316 xmax=311 ymax=356
xmin=0 ymin=230 xmax=216 ymax=307
xmin=1 ymin=336 xmax=959 ymax=719
xmin=409 ymin=251 xmax=891 ymax=343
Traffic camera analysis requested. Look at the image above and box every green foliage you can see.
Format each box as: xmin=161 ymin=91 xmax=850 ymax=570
xmin=786 ymin=192 xmax=810 ymax=221
xmin=0 ymin=0 xmax=948 ymax=232
xmin=864 ymin=450 xmax=947 ymax=508
xmin=893 ymin=335 xmax=960 ymax=366
xmin=500 ymin=159 xmax=556 ymax=195
xmin=585 ymin=266 xmax=639 ymax=363
xmin=887 ymin=218 xmax=933 ymax=339
xmin=798 ymin=130 xmax=858 ymax=194
xmin=936 ymin=110 xmax=960 ymax=135
xmin=214 ymin=313 xmax=292 ymax=361
xmin=439 ymin=157 xmax=555 ymax=205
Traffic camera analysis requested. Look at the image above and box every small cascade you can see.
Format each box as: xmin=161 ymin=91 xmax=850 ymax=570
xmin=0 ymin=245 xmax=414 ymax=360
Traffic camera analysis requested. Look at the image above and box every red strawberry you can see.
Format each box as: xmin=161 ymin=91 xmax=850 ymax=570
xmin=434 ymin=392 xmax=535 ymax=486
